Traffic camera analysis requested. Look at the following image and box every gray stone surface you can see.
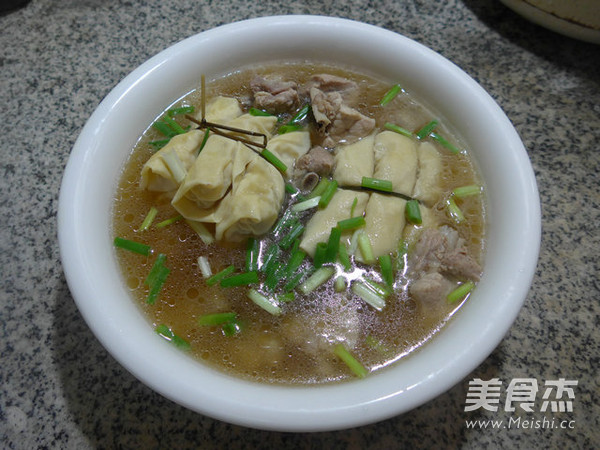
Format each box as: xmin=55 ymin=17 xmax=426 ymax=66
xmin=1 ymin=0 xmax=598 ymax=448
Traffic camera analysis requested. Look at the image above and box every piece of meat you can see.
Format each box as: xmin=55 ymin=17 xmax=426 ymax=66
xmin=324 ymin=104 xmax=375 ymax=147
xmin=409 ymin=272 xmax=454 ymax=306
xmin=309 ymin=87 xmax=343 ymax=129
xmin=295 ymin=146 xmax=335 ymax=176
xmin=303 ymin=74 xmax=359 ymax=103
xmin=408 ymin=228 xmax=447 ymax=274
xmin=441 ymin=247 xmax=482 ymax=281
xmin=251 ymin=76 xmax=299 ymax=113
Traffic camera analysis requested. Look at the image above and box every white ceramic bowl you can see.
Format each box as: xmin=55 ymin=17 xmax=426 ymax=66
xmin=58 ymin=16 xmax=540 ymax=431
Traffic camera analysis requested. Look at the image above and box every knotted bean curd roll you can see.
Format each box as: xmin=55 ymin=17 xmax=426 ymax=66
xmin=332 ymin=133 xmax=375 ymax=187
xmin=356 ymin=193 xmax=407 ymax=262
xmin=140 ymin=130 xmax=206 ymax=193
xmin=300 ymin=189 xmax=369 ymax=257
xmin=194 ymin=96 xmax=243 ymax=123
xmin=267 ymin=131 xmax=311 ymax=178
xmin=372 ymin=130 xmax=418 ymax=197
xmin=412 ymin=141 xmax=442 ymax=206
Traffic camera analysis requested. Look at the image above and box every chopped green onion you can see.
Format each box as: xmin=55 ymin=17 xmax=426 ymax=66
xmin=337 ymin=216 xmax=366 ymax=231
xmin=156 ymin=324 xmax=190 ymax=350
xmin=324 ymin=227 xmax=342 ymax=263
xmin=405 ymin=199 xmax=422 ymax=225
xmin=162 ymin=114 xmax=186 ymax=135
xmin=146 ymin=264 xmax=170 ymax=305
xmin=264 ymin=264 xmax=285 ymax=292
xmin=289 ymin=104 xmax=311 ymax=124
xmin=279 ymin=222 xmax=305 ymax=250
xmin=152 ymin=120 xmax=178 ymax=138
xmin=334 ymin=343 xmax=368 ymax=378
xmin=155 ymin=215 xmax=183 ymax=228
xmin=350 ymin=196 xmax=358 ymax=217
xmin=378 ymin=254 xmax=394 ymax=288
xmin=338 ymin=243 xmax=352 ymax=272
xmin=185 ymin=219 xmax=214 ymax=244
xmin=299 ymin=266 xmax=335 ymax=294
xmin=162 ymin=150 xmax=186 ymax=184
xmin=167 ymin=105 xmax=195 ymax=116
xmin=113 ymin=237 xmax=151 ymax=256
xmin=197 ymin=129 xmax=210 ymax=155
xmin=361 ymin=176 xmax=393 ymax=193
xmin=278 ymin=292 xmax=296 ymax=303
xmin=416 ymin=119 xmax=439 ymax=140
xmin=318 ymin=179 xmax=338 ymax=208
xmin=447 ymin=196 xmax=465 ymax=223
xmin=149 ymin=139 xmax=171 ymax=150
xmin=313 ymin=242 xmax=328 ymax=269
xmin=334 ymin=276 xmax=347 ymax=292
xmin=278 ymin=124 xmax=303 ymax=134
xmin=247 ymin=289 xmax=281 ymax=315
xmin=396 ymin=239 xmax=409 ymax=272
xmin=222 ymin=321 xmax=242 ymax=336
xmin=447 ymin=281 xmax=475 ymax=303
xmin=351 ymin=280 xmax=386 ymax=310
xmin=283 ymin=270 xmax=306 ymax=292
xmin=285 ymin=183 xmax=299 ymax=195
xmin=246 ymin=237 xmax=259 ymax=272
xmin=139 ymin=207 xmax=158 ymax=232
xmin=291 ymin=196 xmax=321 ymax=212
xmin=363 ymin=276 xmax=392 ymax=298
xmin=452 ymin=185 xmax=482 ymax=198
xmin=430 ymin=132 xmax=461 ymax=154
xmin=272 ymin=209 xmax=297 ymax=236
xmin=206 ymin=265 xmax=235 ymax=286
xmin=357 ymin=231 xmax=375 ymax=264
xmin=249 ymin=107 xmax=273 ymax=117
xmin=285 ymin=248 xmax=306 ymax=277
xmin=261 ymin=148 xmax=288 ymax=173
xmin=384 ymin=122 xmax=413 ymax=137
xmin=260 ymin=243 xmax=281 ymax=274
xmin=145 ymin=253 xmax=167 ymax=286
xmin=349 ymin=229 xmax=361 ymax=255
xmin=379 ymin=84 xmax=402 ymax=106
xmin=309 ymin=177 xmax=330 ymax=198
xmin=197 ymin=256 xmax=212 ymax=278
xmin=220 ymin=270 xmax=259 ymax=288
xmin=198 ymin=312 xmax=237 ymax=326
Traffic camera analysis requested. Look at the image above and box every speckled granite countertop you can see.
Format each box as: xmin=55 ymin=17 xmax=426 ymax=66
xmin=1 ymin=0 xmax=598 ymax=448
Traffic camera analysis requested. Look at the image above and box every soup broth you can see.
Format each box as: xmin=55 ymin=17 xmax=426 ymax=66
xmin=113 ymin=62 xmax=486 ymax=384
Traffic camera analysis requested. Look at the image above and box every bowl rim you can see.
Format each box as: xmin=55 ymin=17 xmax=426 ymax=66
xmin=58 ymin=15 xmax=541 ymax=431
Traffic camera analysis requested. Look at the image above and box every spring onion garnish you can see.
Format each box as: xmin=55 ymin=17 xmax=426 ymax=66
xmin=405 ymin=199 xmax=422 ymax=225
xmin=285 ymin=247 xmax=306 ymax=277
xmin=334 ymin=276 xmax=347 ymax=292
xmin=289 ymin=104 xmax=311 ymax=124
xmin=260 ymin=148 xmax=288 ymax=173
xmin=145 ymin=254 xmax=170 ymax=305
xmin=313 ymin=242 xmax=328 ymax=269
xmin=113 ymin=237 xmax=151 ymax=256
xmin=379 ymin=83 xmax=402 ymax=106
xmin=246 ymin=237 xmax=259 ymax=272
xmin=155 ymin=215 xmax=183 ymax=228
xmin=447 ymin=196 xmax=465 ymax=223
xmin=152 ymin=120 xmax=178 ymax=138
xmin=162 ymin=150 xmax=186 ymax=184
xmin=396 ymin=239 xmax=409 ymax=272
xmin=283 ymin=270 xmax=306 ymax=292
xmin=272 ymin=209 xmax=297 ymax=236
xmin=378 ymin=254 xmax=394 ymax=288
xmin=220 ymin=270 xmax=259 ymax=288
xmin=285 ymin=182 xmax=299 ymax=195
xmin=363 ymin=276 xmax=392 ymax=298
xmin=318 ymin=179 xmax=338 ymax=208
xmin=452 ymin=185 xmax=482 ymax=198
xmin=260 ymin=243 xmax=281 ymax=274
xmin=198 ymin=312 xmax=237 ymax=326
xmin=384 ymin=122 xmax=413 ymax=137
xmin=167 ymin=105 xmax=195 ymax=117
xmin=334 ymin=343 xmax=368 ymax=378
xmin=278 ymin=292 xmax=296 ymax=303
xmin=338 ymin=243 xmax=352 ymax=272
xmin=357 ymin=231 xmax=375 ymax=264
xmin=430 ymin=132 xmax=460 ymax=154
xmin=156 ymin=324 xmax=191 ymax=350
xmin=197 ymin=128 xmax=210 ymax=155
xmin=361 ymin=176 xmax=393 ymax=193
xmin=264 ymin=264 xmax=285 ymax=292
xmin=247 ymin=289 xmax=281 ymax=316
xmin=222 ymin=321 xmax=242 ymax=337
xmin=309 ymin=178 xmax=330 ymax=198
xmin=162 ymin=114 xmax=186 ymax=135
xmin=278 ymin=124 xmax=303 ymax=134
xmin=350 ymin=196 xmax=358 ymax=217
xmin=279 ymin=222 xmax=305 ymax=250
xmin=416 ymin=119 xmax=439 ymax=140
xmin=149 ymin=139 xmax=171 ymax=150
xmin=185 ymin=219 xmax=215 ymax=244
xmin=337 ymin=216 xmax=366 ymax=231
xmin=324 ymin=227 xmax=341 ymax=263
xmin=249 ymin=107 xmax=274 ymax=117
xmin=197 ymin=256 xmax=212 ymax=278
xmin=447 ymin=281 xmax=475 ymax=303
xmin=206 ymin=265 xmax=235 ymax=286
xmin=291 ymin=195 xmax=321 ymax=212
xmin=351 ymin=280 xmax=386 ymax=311
xmin=299 ymin=266 xmax=335 ymax=294
xmin=139 ymin=207 xmax=158 ymax=232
